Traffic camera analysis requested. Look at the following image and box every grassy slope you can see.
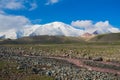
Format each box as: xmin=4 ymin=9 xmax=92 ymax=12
xmin=90 ymin=33 xmax=120 ymax=42
xmin=0 ymin=33 xmax=120 ymax=61
xmin=23 ymin=75 xmax=54 ymax=80
xmin=1 ymin=42 xmax=120 ymax=61
xmin=0 ymin=35 xmax=85 ymax=44
xmin=1 ymin=33 xmax=120 ymax=44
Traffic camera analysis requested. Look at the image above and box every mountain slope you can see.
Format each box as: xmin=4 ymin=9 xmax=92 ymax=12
xmin=30 ymin=22 xmax=83 ymax=36
xmin=0 ymin=22 xmax=84 ymax=39
xmin=0 ymin=35 xmax=85 ymax=44
xmin=0 ymin=29 xmax=17 ymax=39
xmin=90 ymin=33 xmax=120 ymax=42
xmin=0 ymin=21 xmax=119 ymax=39
xmin=17 ymin=25 xmax=40 ymax=38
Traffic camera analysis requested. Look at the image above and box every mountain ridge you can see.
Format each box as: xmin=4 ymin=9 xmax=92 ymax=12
xmin=0 ymin=33 xmax=120 ymax=44
xmin=0 ymin=21 xmax=119 ymax=39
xmin=90 ymin=33 xmax=120 ymax=42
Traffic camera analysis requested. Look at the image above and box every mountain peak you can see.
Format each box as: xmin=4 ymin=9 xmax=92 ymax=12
xmin=30 ymin=21 xmax=83 ymax=37
xmin=44 ymin=21 xmax=70 ymax=29
xmin=81 ymin=32 xmax=95 ymax=40
xmin=0 ymin=21 xmax=119 ymax=39
xmin=51 ymin=21 xmax=65 ymax=24
xmin=93 ymin=30 xmax=99 ymax=35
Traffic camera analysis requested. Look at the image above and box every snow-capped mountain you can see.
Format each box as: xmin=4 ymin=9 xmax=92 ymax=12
xmin=92 ymin=27 xmax=120 ymax=35
xmin=0 ymin=21 xmax=119 ymax=39
xmin=30 ymin=22 xmax=84 ymax=36
xmin=92 ymin=30 xmax=108 ymax=35
xmin=0 ymin=29 xmax=17 ymax=39
xmin=0 ymin=22 xmax=84 ymax=39
xmin=17 ymin=25 xmax=40 ymax=38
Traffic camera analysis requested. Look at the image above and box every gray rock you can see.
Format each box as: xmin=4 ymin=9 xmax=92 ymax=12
xmin=93 ymin=57 xmax=103 ymax=61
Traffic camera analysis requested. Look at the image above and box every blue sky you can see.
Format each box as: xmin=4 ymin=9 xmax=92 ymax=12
xmin=4 ymin=0 xmax=120 ymax=27
xmin=0 ymin=0 xmax=120 ymax=32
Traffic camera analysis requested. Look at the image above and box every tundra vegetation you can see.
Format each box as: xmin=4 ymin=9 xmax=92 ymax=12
xmin=0 ymin=34 xmax=120 ymax=80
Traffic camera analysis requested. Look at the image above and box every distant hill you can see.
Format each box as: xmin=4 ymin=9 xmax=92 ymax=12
xmin=0 ymin=35 xmax=85 ymax=44
xmin=90 ymin=33 xmax=120 ymax=42
xmin=81 ymin=33 xmax=95 ymax=41
xmin=1 ymin=33 xmax=120 ymax=44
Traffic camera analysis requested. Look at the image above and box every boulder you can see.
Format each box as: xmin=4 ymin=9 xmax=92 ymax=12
xmin=93 ymin=57 xmax=103 ymax=61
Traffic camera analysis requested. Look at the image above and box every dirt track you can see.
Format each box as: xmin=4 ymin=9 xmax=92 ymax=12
xmin=49 ymin=56 xmax=120 ymax=75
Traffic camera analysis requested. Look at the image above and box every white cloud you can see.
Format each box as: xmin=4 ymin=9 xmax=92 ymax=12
xmin=95 ymin=21 xmax=109 ymax=27
xmin=71 ymin=20 xmax=120 ymax=33
xmin=0 ymin=0 xmax=38 ymax=11
xmin=0 ymin=14 xmax=30 ymax=32
xmin=0 ymin=10 xmax=5 ymax=14
xmin=0 ymin=0 xmax=24 ymax=10
xmin=0 ymin=0 xmax=39 ymax=32
xmin=29 ymin=2 xmax=38 ymax=11
xmin=5 ymin=1 xmax=24 ymax=10
xmin=45 ymin=0 xmax=59 ymax=5
xmin=0 ymin=0 xmax=38 ymax=33
xmin=71 ymin=20 xmax=93 ymax=28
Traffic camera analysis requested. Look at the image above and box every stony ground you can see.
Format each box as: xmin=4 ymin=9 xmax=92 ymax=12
xmin=0 ymin=46 xmax=120 ymax=80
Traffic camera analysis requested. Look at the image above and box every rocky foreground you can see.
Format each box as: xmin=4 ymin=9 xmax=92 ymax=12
xmin=0 ymin=46 xmax=120 ymax=80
